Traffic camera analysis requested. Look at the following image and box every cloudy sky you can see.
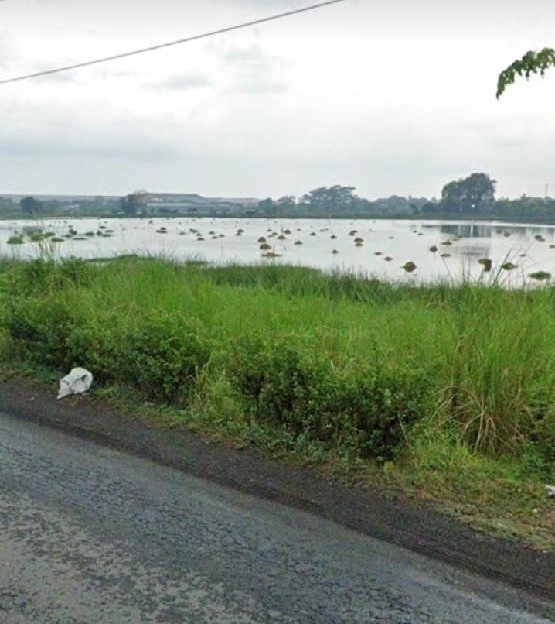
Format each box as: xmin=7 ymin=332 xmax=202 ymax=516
xmin=0 ymin=0 xmax=554 ymax=200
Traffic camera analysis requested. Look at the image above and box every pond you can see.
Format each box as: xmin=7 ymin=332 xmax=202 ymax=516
xmin=0 ymin=216 xmax=554 ymax=286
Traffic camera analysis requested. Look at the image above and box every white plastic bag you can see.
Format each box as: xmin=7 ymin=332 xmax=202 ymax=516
xmin=57 ymin=367 xmax=94 ymax=400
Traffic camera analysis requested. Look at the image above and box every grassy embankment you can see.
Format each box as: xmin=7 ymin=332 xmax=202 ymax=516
xmin=0 ymin=256 xmax=553 ymax=548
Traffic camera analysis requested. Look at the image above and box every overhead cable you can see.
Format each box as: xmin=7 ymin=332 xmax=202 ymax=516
xmin=0 ymin=0 xmax=346 ymax=86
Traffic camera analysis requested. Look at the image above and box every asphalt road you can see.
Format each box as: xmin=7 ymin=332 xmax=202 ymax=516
xmin=0 ymin=411 xmax=553 ymax=624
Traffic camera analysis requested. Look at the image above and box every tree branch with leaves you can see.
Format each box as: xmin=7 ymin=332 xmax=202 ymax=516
xmin=496 ymin=47 xmax=555 ymax=98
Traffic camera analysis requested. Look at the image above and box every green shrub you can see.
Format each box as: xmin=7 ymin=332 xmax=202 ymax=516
xmin=115 ymin=312 xmax=211 ymax=405
xmin=227 ymin=333 xmax=429 ymax=460
xmin=68 ymin=310 xmax=212 ymax=406
xmin=65 ymin=316 xmax=122 ymax=383
xmin=4 ymin=294 xmax=79 ymax=369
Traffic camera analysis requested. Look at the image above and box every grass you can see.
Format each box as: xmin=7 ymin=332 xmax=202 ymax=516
xmin=0 ymin=255 xmax=553 ymax=548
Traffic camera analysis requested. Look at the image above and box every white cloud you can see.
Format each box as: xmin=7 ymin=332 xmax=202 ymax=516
xmin=0 ymin=0 xmax=553 ymax=198
xmin=156 ymin=71 xmax=212 ymax=91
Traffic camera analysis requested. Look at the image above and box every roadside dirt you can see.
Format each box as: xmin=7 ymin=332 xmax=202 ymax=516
xmin=0 ymin=375 xmax=553 ymax=602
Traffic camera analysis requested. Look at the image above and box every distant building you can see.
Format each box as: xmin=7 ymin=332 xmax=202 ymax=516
xmin=144 ymin=193 xmax=259 ymax=215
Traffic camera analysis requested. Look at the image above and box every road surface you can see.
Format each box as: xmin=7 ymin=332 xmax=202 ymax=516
xmin=0 ymin=411 xmax=553 ymax=623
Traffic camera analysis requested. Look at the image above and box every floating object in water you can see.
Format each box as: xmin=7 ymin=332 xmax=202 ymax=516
xmin=331 ymin=249 xmax=339 ymax=255
xmin=57 ymin=367 xmax=93 ymax=400
xmin=277 ymin=234 xmax=287 ymax=240
xmin=236 ymin=229 xmax=244 ymax=236
xmin=294 ymin=240 xmax=303 ymax=245
xmin=501 ymin=262 xmax=516 ymax=270
xmin=349 ymin=230 xmax=357 ymax=236
xmin=354 ymin=237 xmax=364 ymax=244
xmin=283 ymin=229 xmax=292 ymax=235
xmin=529 ymin=271 xmax=551 ymax=281
xmin=257 ymin=237 xmax=267 ymax=243
xmin=384 ymin=256 xmax=393 ymax=262
xmin=429 ymin=245 xmax=438 ymax=253
xmin=440 ymin=253 xmax=451 ymax=258
xmin=402 ymin=261 xmax=417 ymax=273
xmin=534 ymin=234 xmax=546 ymax=242
xmin=260 ymin=243 xmax=272 ymax=250
xmin=478 ymin=258 xmax=492 ymax=272
xmin=374 ymin=251 xmax=383 ymax=256
xmin=441 ymin=240 xmax=452 ymax=246
xmin=262 ymin=251 xmax=280 ymax=258
xmin=330 ymin=234 xmax=337 ymax=239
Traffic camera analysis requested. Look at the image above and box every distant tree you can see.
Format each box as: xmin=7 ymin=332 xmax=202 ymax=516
xmin=440 ymin=173 xmax=496 ymax=214
xmin=301 ymin=185 xmax=357 ymax=212
xmin=276 ymin=195 xmax=296 ymax=210
xmin=0 ymin=197 xmax=16 ymax=211
xmin=20 ymin=196 xmax=42 ymax=215
xmin=497 ymin=47 xmax=555 ymax=98
xmin=371 ymin=195 xmax=410 ymax=213
xmin=494 ymin=196 xmax=555 ymax=221
xmin=421 ymin=201 xmax=439 ymax=214
xmin=257 ymin=197 xmax=276 ymax=215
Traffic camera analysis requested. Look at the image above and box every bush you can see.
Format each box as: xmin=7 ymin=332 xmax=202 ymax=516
xmin=113 ymin=312 xmax=211 ymax=405
xmin=68 ymin=310 xmax=212 ymax=406
xmin=227 ymin=333 xmax=429 ymax=460
xmin=65 ymin=316 xmax=122 ymax=383
xmin=4 ymin=294 xmax=80 ymax=369
xmin=4 ymin=290 xmax=212 ymax=408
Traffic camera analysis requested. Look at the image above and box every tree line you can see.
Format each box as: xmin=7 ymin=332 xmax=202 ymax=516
xmin=254 ymin=174 xmax=555 ymax=221
xmin=4 ymin=173 xmax=555 ymax=222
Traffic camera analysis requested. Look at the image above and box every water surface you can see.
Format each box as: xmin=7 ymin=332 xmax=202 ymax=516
xmin=1 ymin=217 xmax=554 ymax=285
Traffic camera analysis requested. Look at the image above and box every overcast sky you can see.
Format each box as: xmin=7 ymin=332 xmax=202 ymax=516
xmin=0 ymin=0 xmax=554 ymax=200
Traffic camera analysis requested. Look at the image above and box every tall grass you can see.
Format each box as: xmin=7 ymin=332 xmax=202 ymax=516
xmin=0 ymin=256 xmax=553 ymax=476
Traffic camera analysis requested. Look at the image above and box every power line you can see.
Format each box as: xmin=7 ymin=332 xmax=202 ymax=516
xmin=0 ymin=0 xmax=346 ymax=86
